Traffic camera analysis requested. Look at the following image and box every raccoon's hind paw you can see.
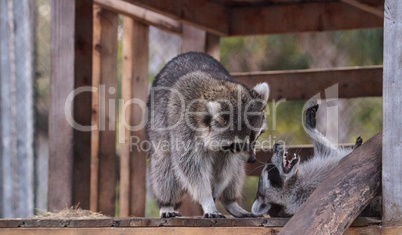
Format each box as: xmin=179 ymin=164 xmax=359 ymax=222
xmin=204 ymin=212 xmax=226 ymax=218
xmin=305 ymin=99 xmax=319 ymax=129
xmin=353 ymin=136 xmax=363 ymax=150
xmin=161 ymin=211 xmax=182 ymax=218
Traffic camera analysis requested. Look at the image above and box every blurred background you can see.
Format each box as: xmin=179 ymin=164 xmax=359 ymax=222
xmin=0 ymin=0 xmax=382 ymax=218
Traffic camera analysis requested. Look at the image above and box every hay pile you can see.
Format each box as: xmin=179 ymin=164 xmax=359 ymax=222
xmin=33 ymin=206 xmax=108 ymax=219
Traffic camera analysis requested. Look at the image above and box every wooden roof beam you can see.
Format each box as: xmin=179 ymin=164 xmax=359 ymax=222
xmin=340 ymin=0 xmax=384 ymax=17
xmin=229 ymin=2 xmax=383 ymax=36
xmin=233 ymin=66 xmax=383 ymax=101
xmin=121 ymin=0 xmax=230 ymax=36
xmin=94 ymin=0 xmax=182 ymax=35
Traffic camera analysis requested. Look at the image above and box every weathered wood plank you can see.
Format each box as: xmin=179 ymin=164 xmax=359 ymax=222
xmin=12 ymin=0 xmax=35 ymax=218
xmin=119 ymin=16 xmax=133 ymax=218
xmin=48 ymin=0 xmax=76 ymax=212
xmin=0 ymin=217 xmax=382 ymax=228
xmin=129 ymin=19 xmax=149 ymax=217
xmin=0 ymin=0 xmax=16 ymax=218
xmin=230 ymin=2 xmax=383 ymax=35
xmin=279 ymin=131 xmax=382 ymax=234
xmin=91 ymin=5 xmax=118 ymax=216
xmin=382 ymin=0 xmax=402 ymax=227
xmin=119 ymin=18 xmax=149 ymax=217
xmin=94 ymin=0 xmax=181 ymax=34
xmin=233 ymin=66 xmax=383 ymax=101
xmin=71 ymin=0 xmax=94 ymax=211
xmin=121 ymin=0 xmax=229 ymax=36
xmin=1 ymin=225 xmax=398 ymax=235
xmin=48 ymin=0 xmax=93 ymax=212
xmin=90 ymin=6 xmax=101 ymax=213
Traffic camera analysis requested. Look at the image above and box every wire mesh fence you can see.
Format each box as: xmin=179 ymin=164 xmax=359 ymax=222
xmin=0 ymin=0 xmax=383 ymax=218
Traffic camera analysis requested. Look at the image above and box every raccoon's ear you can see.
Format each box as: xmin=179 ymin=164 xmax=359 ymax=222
xmin=207 ymin=101 xmax=221 ymax=117
xmin=253 ymin=83 xmax=270 ymax=102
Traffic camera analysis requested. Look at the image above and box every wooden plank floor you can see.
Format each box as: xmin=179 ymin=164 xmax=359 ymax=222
xmin=0 ymin=217 xmax=380 ymax=228
xmin=2 ymin=226 xmax=402 ymax=235
xmin=0 ymin=217 xmax=399 ymax=235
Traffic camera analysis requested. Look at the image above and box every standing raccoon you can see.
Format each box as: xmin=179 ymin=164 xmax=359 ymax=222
xmin=251 ymin=98 xmax=363 ymax=217
xmin=146 ymin=52 xmax=269 ymax=218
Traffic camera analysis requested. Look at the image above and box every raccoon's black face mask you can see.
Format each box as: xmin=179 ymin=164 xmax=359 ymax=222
xmin=251 ymin=145 xmax=301 ymax=217
xmin=204 ymin=83 xmax=269 ymax=163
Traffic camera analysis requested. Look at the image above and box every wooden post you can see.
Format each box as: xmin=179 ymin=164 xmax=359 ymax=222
xmin=279 ymin=132 xmax=382 ymax=234
xmin=13 ymin=0 xmax=35 ymax=218
xmin=382 ymin=0 xmax=402 ymax=227
xmin=48 ymin=0 xmax=93 ymax=212
xmin=0 ymin=0 xmax=16 ymax=218
xmin=91 ymin=5 xmax=118 ymax=216
xmin=119 ymin=17 xmax=149 ymax=217
xmin=179 ymin=24 xmax=221 ymax=216
xmin=0 ymin=0 xmax=35 ymax=218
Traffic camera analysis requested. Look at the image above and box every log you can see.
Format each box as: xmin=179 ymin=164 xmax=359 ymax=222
xmin=279 ymin=131 xmax=382 ymax=234
xmin=94 ymin=0 xmax=182 ymax=35
xmin=232 ymin=66 xmax=383 ymax=101
xmin=382 ymin=0 xmax=402 ymax=227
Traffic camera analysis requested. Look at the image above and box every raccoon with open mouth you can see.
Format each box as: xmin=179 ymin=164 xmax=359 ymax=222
xmin=251 ymin=98 xmax=363 ymax=217
xmin=146 ymin=52 xmax=269 ymax=218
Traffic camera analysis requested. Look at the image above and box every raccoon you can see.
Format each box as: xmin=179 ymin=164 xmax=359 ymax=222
xmin=251 ymin=98 xmax=363 ymax=217
xmin=146 ymin=52 xmax=269 ymax=218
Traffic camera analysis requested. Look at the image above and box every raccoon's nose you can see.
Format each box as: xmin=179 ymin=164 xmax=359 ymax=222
xmin=248 ymin=154 xmax=256 ymax=163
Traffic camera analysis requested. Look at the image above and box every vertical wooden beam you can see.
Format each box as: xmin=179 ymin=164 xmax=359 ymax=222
xmin=90 ymin=4 xmax=100 ymax=212
xmin=120 ymin=17 xmax=149 ymax=217
xmin=72 ymin=0 xmax=94 ymax=212
xmin=382 ymin=0 xmax=402 ymax=227
xmin=91 ymin=5 xmax=118 ymax=216
xmin=48 ymin=0 xmax=93 ymax=212
xmin=129 ymin=19 xmax=149 ymax=217
xmin=181 ymin=24 xmax=207 ymax=53
xmin=206 ymin=33 xmax=220 ymax=61
xmin=119 ymin=16 xmax=133 ymax=218
xmin=179 ymin=24 xmax=221 ymax=216
xmin=0 ymin=0 xmax=16 ymax=218
xmin=13 ymin=0 xmax=35 ymax=218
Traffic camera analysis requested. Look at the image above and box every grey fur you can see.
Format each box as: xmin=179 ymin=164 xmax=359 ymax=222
xmin=252 ymin=98 xmax=362 ymax=217
xmin=146 ymin=52 xmax=269 ymax=218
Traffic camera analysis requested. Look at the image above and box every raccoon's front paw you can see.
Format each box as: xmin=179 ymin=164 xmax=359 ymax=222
xmin=306 ymin=98 xmax=319 ymax=129
xmin=161 ymin=211 xmax=182 ymax=218
xmin=353 ymin=136 xmax=363 ymax=150
xmin=204 ymin=212 xmax=226 ymax=218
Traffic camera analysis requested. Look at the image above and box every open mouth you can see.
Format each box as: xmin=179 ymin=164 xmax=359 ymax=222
xmin=282 ymin=152 xmax=299 ymax=174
